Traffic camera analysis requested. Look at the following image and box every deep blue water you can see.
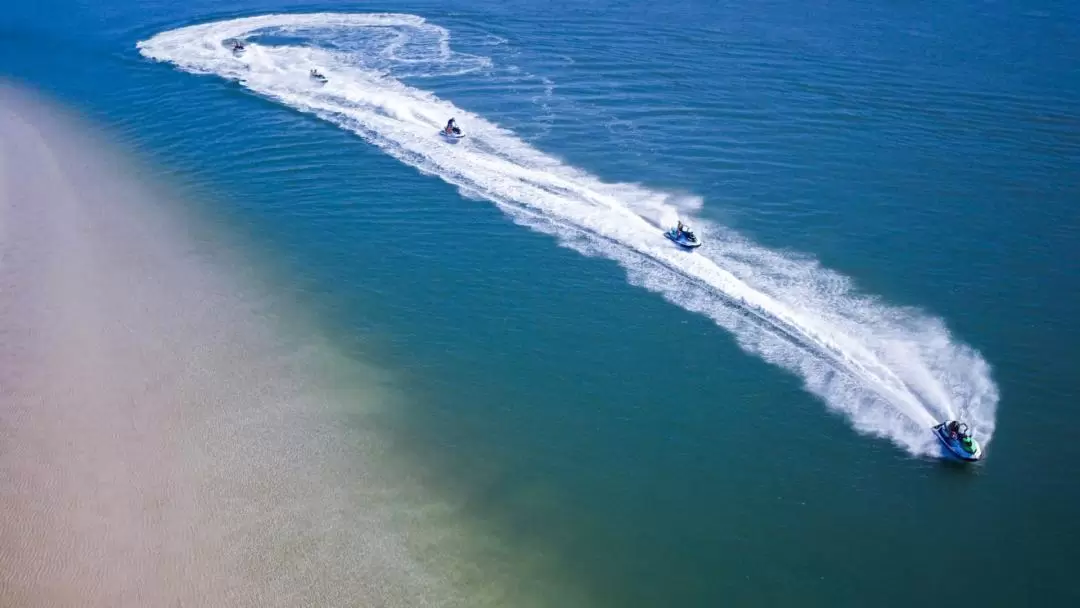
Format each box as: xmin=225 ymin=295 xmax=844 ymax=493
xmin=3 ymin=0 xmax=1079 ymax=605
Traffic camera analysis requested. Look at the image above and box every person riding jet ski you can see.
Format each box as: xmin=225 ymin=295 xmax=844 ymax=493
xmin=231 ymin=41 xmax=245 ymax=53
xmin=946 ymin=421 xmax=976 ymax=446
xmin=310 ymin=69 xmax=327 ymax=82
xmin=951 ymin=422 xmax=977 ymax=451
xmin=445 ymin=118 xmax=461 ymax=135
xmin=676 ymin=221 xmax=697 ymax=241
xmin=946 ymin=420 xmax=963 ymax=439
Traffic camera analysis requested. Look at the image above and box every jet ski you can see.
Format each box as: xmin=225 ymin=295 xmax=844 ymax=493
xmin=664 ymin=223 xmax=702 ymax=249
xmin=440 ymin=125 xmax=465 ymax=143
xmin=229 ymin=40 xmax=245 ymax=54
xmin=309 ymin=69 xmax=328 ymax=84
xmin=932 ymin=421 xmax=982 ymax=462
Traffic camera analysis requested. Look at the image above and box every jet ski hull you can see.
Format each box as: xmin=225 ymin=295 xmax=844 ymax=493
xmin=932 ymin=423 xmax=982 ymax=461
xmin=440 ymin=130 xmax=465 ymax=143
xmin=664 ymin=229 xmax=702 ymax=249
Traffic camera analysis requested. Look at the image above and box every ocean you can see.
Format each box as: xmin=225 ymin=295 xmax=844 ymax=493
xmin=2 ymin=0 xmax=1078 ymax=605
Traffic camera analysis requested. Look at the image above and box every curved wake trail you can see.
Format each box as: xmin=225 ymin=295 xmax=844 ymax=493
xmin=137 ymin=13 xmax=999 ymax=457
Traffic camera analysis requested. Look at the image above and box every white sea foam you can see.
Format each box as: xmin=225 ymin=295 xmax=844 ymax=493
xmin=137 ymin=13 xmax=999 ymax=457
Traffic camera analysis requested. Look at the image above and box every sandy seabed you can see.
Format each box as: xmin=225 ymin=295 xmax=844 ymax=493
xmin=0 ymin=82 xmax=462 ymax=608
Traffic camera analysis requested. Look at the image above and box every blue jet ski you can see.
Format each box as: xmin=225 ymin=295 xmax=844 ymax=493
xmin=309 ymin=69 xmax=328 ymax=84
xmin=932 ymin=421 xmax=982 ymax=462
xmin=664 ymin=222 xmax=702 ymax=249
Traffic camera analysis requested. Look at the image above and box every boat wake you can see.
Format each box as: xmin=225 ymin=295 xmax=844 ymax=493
xmin=137 ymin=13 xmax=999 ymax=457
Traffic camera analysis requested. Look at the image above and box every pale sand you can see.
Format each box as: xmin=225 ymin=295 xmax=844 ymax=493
xmin=0 ymin=83 xmax=458 ymax=608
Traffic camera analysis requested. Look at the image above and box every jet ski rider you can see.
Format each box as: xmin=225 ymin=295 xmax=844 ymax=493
xmin=445 ymin=118 xmax=459 ymax=134
xmin=946 ymin=420 xmax=973 ymax=442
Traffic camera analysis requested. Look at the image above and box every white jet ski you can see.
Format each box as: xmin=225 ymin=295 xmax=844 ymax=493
xmin=440 ymin=127 xmax=465 ymax=142
xmin=309 ymin=69 xmax=328 ymax=84
xmin=440 ymin=119 xmax=465 ymax=143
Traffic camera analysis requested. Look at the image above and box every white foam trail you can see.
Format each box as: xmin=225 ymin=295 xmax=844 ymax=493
xmin=137 ymin=13 xmax=999 ymax=457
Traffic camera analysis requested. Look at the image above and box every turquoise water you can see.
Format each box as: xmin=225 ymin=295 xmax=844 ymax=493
xmin=3 ymin=0 xmax=1079 ymax=604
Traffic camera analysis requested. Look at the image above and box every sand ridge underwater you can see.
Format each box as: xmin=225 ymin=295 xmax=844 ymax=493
xmin=0 ymin=82 xmax=577 ymax=608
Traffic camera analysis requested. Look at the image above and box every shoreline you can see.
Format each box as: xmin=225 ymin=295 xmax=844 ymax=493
xmin=0 ymin=83 xmax=453 ymax=607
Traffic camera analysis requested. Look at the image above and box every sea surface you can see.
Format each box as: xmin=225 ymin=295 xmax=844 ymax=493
xmin=2 ymin=0 xmax=1078 ymax=605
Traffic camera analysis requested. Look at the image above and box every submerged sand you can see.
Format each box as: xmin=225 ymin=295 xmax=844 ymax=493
xmin=0 ymin=84 xmax=455 ymax=607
